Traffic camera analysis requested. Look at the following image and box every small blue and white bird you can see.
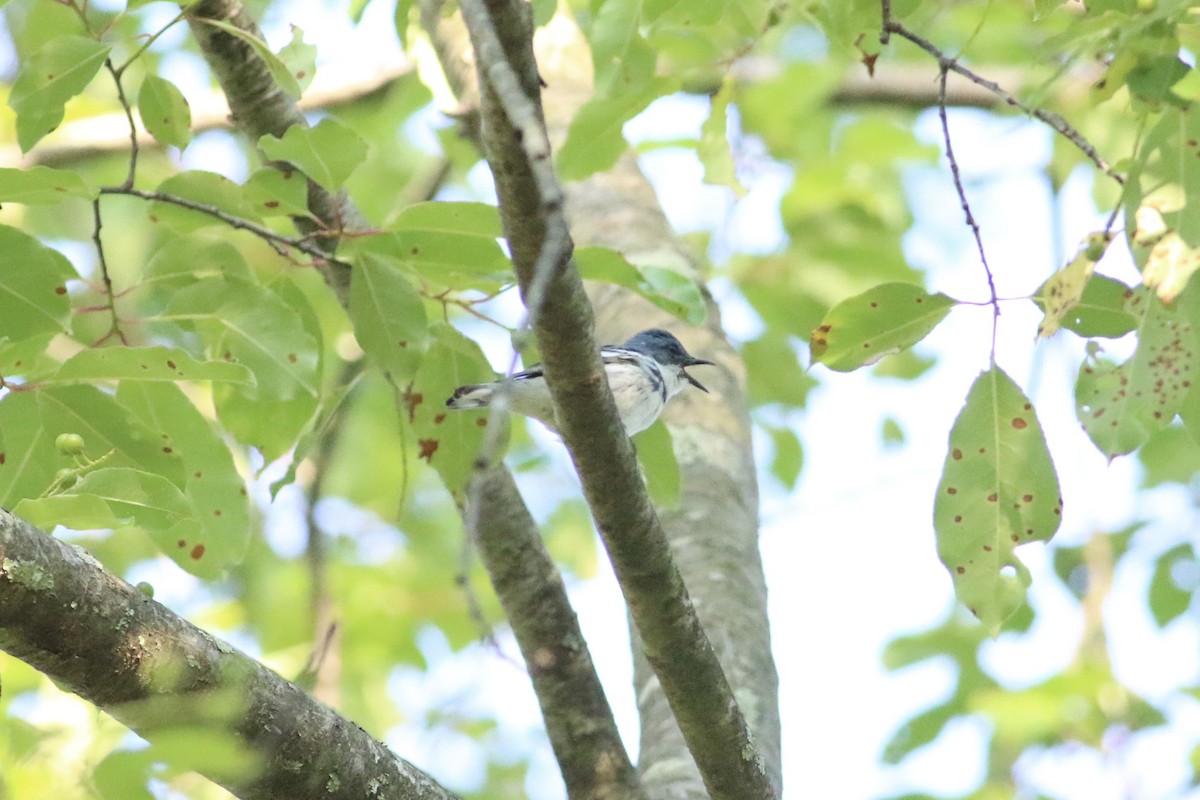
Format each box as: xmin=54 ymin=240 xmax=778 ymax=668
xmin=445 ymin=329 xmax=714 ymax=435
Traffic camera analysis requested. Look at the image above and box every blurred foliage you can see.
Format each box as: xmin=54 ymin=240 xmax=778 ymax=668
xmin=3 ymin=0 xmax=1200 ymax=797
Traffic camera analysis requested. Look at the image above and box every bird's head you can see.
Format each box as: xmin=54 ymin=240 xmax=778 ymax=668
xmin=622 ymin=329 xmax=714 ymax=392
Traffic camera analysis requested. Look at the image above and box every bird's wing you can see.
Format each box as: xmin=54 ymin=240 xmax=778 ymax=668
xmin=599 ymin=347 xmax=642 ymax=367
xmin=509 ymin=365 xmax=545 ymax=381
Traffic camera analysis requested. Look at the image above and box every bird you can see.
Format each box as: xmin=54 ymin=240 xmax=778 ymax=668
xmin=445 ymin=329 xmax=714 ymax=435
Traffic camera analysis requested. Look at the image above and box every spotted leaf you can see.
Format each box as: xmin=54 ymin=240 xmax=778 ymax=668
xmin=1036 ymin=232 xmax=1113 ymax=338
xmin=811 ymin=283 xmax=956 ymax=372
xmin=934 ymin=366 xmax=1062 ymax=634
xmin=1076 ymin=287 xmax=1198 ymax=459
xmin=407 ymin=323 xmax=496 ymax=499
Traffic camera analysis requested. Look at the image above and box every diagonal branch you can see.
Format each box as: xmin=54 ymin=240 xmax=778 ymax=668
xmin=457 ymin=1 xmax=775 ymax=798
xmin=880 ymin=11 xmax=1124 ymax=185
xmin=471 ymin=466 xmax=641 ymax=799
xmin=179 ymin=2 xmax=628 ymax=795
xmin=0 ymin=510 xmax=459 ymax=800
xmin=184 ymin=0 xmax=363 ymax=302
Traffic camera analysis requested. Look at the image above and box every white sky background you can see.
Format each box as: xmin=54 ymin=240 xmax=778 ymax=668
xmin=7 ymin=2 xmax=1200 ymax=798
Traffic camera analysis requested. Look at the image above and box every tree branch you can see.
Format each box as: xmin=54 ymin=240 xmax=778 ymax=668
xmin=0 ymin=510 xmax=458 ymax=800
xmin=184 ymin=0 xmax=365 ymax=302
xmin=180 ymin=3 xmax=632 ymax=795
xmin=458 ymin=2 xmax=774 ymax=798
xmin=471 ymin=465 xmax=641 ymax=799
xmin=880 ymin=12 xmax=1123 ymax=184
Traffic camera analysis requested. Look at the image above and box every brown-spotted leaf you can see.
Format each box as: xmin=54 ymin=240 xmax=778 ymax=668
xmin=407 ymin=323 xmax=496 ymax=500
xmin=811 ymin=283 xmax=956 ymax=372
xmin=1037 ymin=232 xmax=1113 ymax=338
xmin=1076 ymin=287 xmax=1198 ymax=459
xmin=934 ymin=366 xmax=1062 ymax=635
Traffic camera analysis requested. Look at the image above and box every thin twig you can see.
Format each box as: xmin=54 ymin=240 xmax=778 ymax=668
xmin=937 ymin=65 xmax=1000 ymax=357
xmin=114 ymin=9 xmax=190 ymax=78
xmin=456 ymin=0 xmax=575 ymax=534
xmin=103 ymin=58 xmax=139 ymax=190
xmin=89 ymin=198 xmax=128 ymax=346
xmin=881 ymin=14 xmax=1123 ymax=186
xmin=98 ymin=185 xmax=347 ymax=267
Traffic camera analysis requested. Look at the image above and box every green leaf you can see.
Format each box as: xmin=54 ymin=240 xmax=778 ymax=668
xmin=59 ymin=467 xmax=191 ymax=532
xmin=316 ymin=375 xmax=404 ymax=518
xmin=46 ymin=346 xmax=254 ymax=386
xmin=243 ymin=167 xmax=312 ymax=219
xmin=14 ymin=493 xmax=127 ymax=532
xmin=119 ymin=382 xmax=250 ymax=577
xmin=881 ymin=701 xmax=959 ymax=764
xmin=349 ymin=252 xmax=428 ymax=382
xmin=349 ymin=203 xmax=511 ymax=287
xmin=144 ymin=232 xmax=254 ymax=289
xmin=1076 ymin=287 xmax=1198 ymax=459
xmin=0 ymin=166 xmax=96 ymax=204
xmin=393 ymin=201 xmax=504 ymax=237
xmin=163 ymin=278 xmax=320 ymax=460
xmin=556 ymin=78 xmax=676 ymax=181
xmin=632 ymin=420 xmax=680 ymax=507
xmin=588 ymin=0 xmax=645 ymax=95
xmin=881 ymin=417 xmax=905 ymax=445
xmin=138 ymin=75 xmax=192 ymax=150
xmin=1033 ymin=274 xmax=1137 ymax=339
xmin=407 ymin=323 xmax=496 ymax=499
xmin=194 ymin=18 xmax=301 ymax=98
xmin=8 ymin=35 xmax=111 ymax=151
xmin=934 ymin=366 xmax=1063 ymax=634
xmin=149 ymin=171 xmax=260 ymax=232
xmin=0 ymin=385 xmax=185 ymax=508
xmin=574 ymin=246 xmax=706 ymax=324
xmin=698 ymin=76 xmax=745 ymax=195
xmin=0 ymin=225 xmax=76 ymax=338
xmin=765 ymin=424 xmax=803 ymax=489
xmin=811 ymin=283 xmax=957 ymax=372
xmin=278 ymin=26 xmax=317 ymax=94
xmin=742 ymin=332 xmax=815 ymax=407
xmin=93 ymin=750 xmax=156 ymax=800
xmin=258 ymin=118 xmax=368 ymax=191
xmin=164 ymin=278 xmax=319 ymax=401
xmin=1140 ymin=425 xmax=1200 ymax=487
xmin=1148 ymin=543 xmax=1195 ymax=627
xmin=1126 ymin=55 xmax=1189 ymax=106
xmin=0 ymin=334 xmax=60 ymax=384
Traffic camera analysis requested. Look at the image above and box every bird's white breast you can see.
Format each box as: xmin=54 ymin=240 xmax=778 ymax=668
xmin=606 ymin=357 xmax=668 ymax=435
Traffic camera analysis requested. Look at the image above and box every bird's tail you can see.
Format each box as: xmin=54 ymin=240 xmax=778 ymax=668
xmin=446 ymin=384 xmax=493 ymax=409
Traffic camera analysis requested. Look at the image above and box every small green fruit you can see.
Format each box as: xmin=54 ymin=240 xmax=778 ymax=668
xmin=136 ymin=581 xmax=155 ymax=599
xmin=54 ymin=468 xmax=78 ymax=488
xmin=55 ymin=433 xmax=85 ymax=456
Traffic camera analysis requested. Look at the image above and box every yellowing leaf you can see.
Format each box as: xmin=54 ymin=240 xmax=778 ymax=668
xmin=1134 ymin=206 xmax=1200 ymax=304
xmin=1037 ymin=232 xmax=1113 ymax=338
xmin=934 ymin=366 xmax=1062 ymax=634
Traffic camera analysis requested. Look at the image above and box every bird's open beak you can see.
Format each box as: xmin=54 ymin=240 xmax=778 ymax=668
xmin=683 ymin=358 xmax=714 ymax=393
